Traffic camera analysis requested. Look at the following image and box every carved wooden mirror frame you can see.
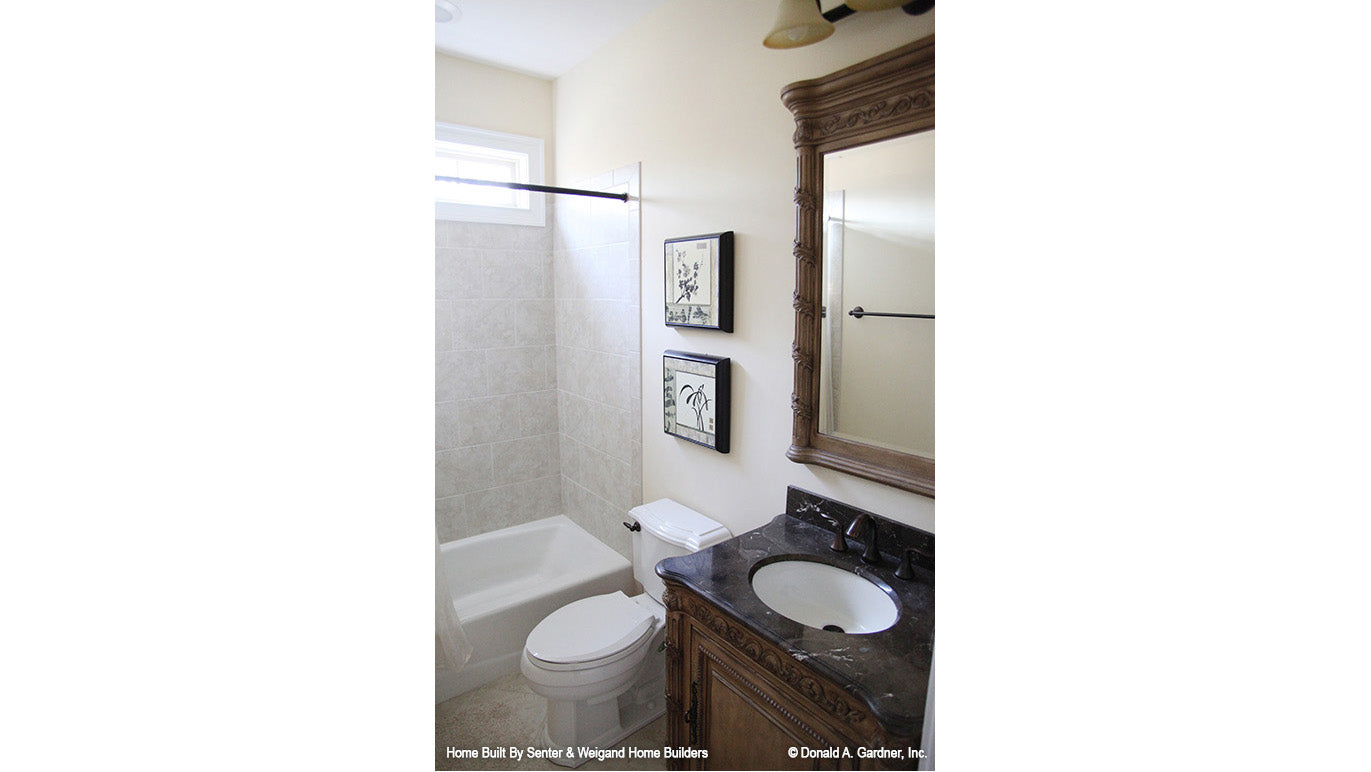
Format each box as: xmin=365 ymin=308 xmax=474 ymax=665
xmin=783 ymin=36 xmax=935 ymax=497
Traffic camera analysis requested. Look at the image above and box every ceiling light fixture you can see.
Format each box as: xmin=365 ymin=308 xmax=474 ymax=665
xmin=436 ymin=0 xmax=460 ymax=25
xmin=764 ymin=0 xmax=835 ymax=49
xmin=846 ymin=0 xmax=909 ymax=10
xmin=764 ymin=1 xmax=933 ymax=49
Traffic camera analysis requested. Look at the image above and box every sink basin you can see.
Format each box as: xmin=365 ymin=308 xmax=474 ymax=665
xmin=750 ymin=560 xmax=898 ymax=634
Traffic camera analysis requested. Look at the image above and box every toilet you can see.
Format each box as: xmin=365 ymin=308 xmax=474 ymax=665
xmin=520 ymin=499 xmax=730 ymax=765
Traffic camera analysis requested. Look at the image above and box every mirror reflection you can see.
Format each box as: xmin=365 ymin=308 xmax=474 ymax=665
xmin=818 ymin=130 xmax=934 ymax=458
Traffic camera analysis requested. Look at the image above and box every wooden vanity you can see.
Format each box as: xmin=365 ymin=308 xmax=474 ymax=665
xmin=663 ymin=583 xmax=920 ymax=770
xmin=657 ymin=489 xmax=933 ymax=770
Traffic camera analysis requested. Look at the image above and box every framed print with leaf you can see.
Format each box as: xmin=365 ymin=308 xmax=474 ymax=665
xmin=664 ymin=231 xmax=733 ymax=331
xmin=663 ymin=350 xmax=730 ymax=453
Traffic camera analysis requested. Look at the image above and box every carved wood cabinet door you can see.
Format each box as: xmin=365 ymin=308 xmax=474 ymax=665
xmin=682 ymin=621 xmax=857 ymax=770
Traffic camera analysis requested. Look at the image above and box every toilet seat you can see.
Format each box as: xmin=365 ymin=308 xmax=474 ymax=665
xmin=525 ymin=592 xmax=656 ymax=672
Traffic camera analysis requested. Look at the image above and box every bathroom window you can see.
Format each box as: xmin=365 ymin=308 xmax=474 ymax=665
xmin=435 ymin=123 xmax=546 ymax=226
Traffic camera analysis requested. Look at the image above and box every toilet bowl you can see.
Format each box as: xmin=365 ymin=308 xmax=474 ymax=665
xmin=520 ymin=499 xmax=730 ymax=767
xmin=521 ymin=591 xmax=664 ymax=703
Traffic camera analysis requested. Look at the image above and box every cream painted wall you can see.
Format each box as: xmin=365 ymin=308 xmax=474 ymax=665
xmin=554 ymin=2 xmax=936 ymax=537
xmin=436 ymin=52 xmax=555 ymax=174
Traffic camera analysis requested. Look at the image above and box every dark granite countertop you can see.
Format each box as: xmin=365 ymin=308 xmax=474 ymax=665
xmin=655 ymin=493 xmax=934 ymax=739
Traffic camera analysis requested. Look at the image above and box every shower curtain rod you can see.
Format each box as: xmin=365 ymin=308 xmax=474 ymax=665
xmin=434 ymin=176 xmax=629 ymax=202
xmin=848 ymin=306 xmax=935 ymax=320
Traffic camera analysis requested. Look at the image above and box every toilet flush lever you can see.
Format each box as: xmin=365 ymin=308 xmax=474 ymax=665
xmin=623 ymin=520 xmax=641 ymax=532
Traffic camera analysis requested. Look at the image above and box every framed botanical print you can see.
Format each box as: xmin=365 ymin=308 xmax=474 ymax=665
xmin=663 ymin=351 xmax=731 ymax=453
xmin=664 ymin=231 xmax=733 ymax=332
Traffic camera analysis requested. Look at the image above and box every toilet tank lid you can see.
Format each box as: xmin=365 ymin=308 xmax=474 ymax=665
xmin=631 ymin=498 xmax=731 ymax=552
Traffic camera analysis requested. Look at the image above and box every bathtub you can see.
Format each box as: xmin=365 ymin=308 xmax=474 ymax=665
xmin=437 ymin=515 xmax=633 ymax=703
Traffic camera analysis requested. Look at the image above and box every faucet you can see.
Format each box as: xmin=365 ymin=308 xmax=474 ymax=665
xmin=844 ymin=513 xmax=881 ymax=564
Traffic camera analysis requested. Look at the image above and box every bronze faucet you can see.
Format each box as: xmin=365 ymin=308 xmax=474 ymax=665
xmin=844 ymin=513 xmax=881 ymax=564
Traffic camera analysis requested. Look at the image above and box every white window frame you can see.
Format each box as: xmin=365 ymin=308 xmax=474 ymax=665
xmin=435 ymin=123 xmax=546 ymax=227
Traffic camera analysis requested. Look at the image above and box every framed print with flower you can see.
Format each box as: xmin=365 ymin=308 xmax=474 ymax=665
xmin=664 ymin=231 xmax=733 ymax=331
xmin=663 ymin=350 xmax=731 ymax=453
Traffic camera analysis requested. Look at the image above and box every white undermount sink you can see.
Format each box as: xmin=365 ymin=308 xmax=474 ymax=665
xmin=750 ymin=560 xmax=898 ymax=634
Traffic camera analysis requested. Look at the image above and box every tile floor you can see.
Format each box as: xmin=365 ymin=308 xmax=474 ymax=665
xmin=436 ymin=672 xmax=668 ymax=771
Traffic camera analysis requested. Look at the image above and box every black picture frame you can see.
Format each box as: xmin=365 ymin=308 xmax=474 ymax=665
xmin=664 ymin=231 xmax=734 ymax=332
xmin=663 ymin=351 xmax=731 ymax=453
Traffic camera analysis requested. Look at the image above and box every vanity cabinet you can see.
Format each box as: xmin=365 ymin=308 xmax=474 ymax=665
xmin=663 ymin=582 xmax=918 ymax=771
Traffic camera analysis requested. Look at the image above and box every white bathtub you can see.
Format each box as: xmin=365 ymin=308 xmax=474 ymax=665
xmin=437 ymin=515 xmax=633 ymax=703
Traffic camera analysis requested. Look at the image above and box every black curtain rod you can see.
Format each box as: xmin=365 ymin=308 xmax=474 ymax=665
xmin=849 ymin=306 xmax=935 ymax=320
xmin=435 ymin=176 xmax=629 ymax=202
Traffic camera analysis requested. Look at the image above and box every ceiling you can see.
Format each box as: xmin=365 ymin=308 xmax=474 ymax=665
xmin=435 ymin=0 xmax=668 ymax=80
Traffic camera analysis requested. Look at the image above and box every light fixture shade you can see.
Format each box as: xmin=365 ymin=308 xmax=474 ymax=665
xmin=846 ymin=0 xmax=909 ymax=10
xmin=764 ymin=0 xmax=835 ymax=49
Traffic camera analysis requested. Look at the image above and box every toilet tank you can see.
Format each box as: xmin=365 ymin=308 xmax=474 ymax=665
xmin=630 ymin=499 xmax=731 ymax=602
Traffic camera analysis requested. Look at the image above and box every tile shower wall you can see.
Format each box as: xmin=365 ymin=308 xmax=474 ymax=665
xmin=554 ymin=165 xmax=642 ymax=560
xmin=436 ymin=214 xmax=561 ymax=544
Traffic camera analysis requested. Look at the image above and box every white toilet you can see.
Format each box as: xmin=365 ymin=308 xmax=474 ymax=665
xmin=520 ymin=499 xmax=730 ymax=765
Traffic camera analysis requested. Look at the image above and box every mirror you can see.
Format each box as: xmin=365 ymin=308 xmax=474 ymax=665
xmin=821 ymin=131 xmax=934 ymax=457
xmin=783 ymin=36 xmax=935 ymax=496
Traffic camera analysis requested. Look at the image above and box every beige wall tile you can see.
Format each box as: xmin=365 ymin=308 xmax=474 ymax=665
xmin=436 ymin=445 xmax=493 ymax=498
xmin=492 ymin=434 xmax=560 ymax=486
xmin=437 ymin=350 xmax=487 ymax=401
xmin=436 ymin=247 xmax=483 ymax=300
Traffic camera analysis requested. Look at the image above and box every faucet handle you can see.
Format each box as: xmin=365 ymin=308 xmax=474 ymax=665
xmin=895 ymin=548 xmax=917 ymax=579
xmin=895 ymin=546 xmax=932 ymax=579
xmin=815 ymin=511 xmax=848 ymax=552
